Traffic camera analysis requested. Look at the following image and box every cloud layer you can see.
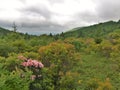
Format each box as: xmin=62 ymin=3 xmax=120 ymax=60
xmin=0 ymin=0 xmax=120 ymax=34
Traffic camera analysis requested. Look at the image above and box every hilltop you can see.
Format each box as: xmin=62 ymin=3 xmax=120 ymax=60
xmin=1 ymin=20 xmax=120 ymax=39
xmin=0 ymin=27 xmax=11 ymax=36
xmin=63 ymin=20 xmax=120 ymax=38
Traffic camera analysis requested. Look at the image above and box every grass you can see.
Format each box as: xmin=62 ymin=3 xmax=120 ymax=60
xmin=75 ymin=53 xmax=120 ymax=89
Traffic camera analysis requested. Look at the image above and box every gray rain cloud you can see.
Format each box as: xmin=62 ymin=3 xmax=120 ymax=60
xmin=0 ymin=0 xmax=120 ymax=35
xmin=20 ymin=6 xmax=52 ymax=19
xmin=93 ymin=0 xmax=120 ymax=21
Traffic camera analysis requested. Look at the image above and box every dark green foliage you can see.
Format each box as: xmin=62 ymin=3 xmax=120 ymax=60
xmin=0 ymin=27 xmax=12 ymax=36
xmin=0 ymin=44 xmax=16 ymax=57
xmin=0 ymin=20 xmax=120 ymax=90
xmin=63 ymin=20 xmax=120 ymax=38
xmin=94 ymin=38 xmax=102 ymax=44
xmin=49 ymin=33 xmax=53 ymax=37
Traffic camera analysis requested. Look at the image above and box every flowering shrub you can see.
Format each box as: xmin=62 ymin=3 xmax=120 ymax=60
xmin=18 ymin=55 xmax=45 ymax=89
xmin=18 ymin=55 xmax=44 ymax=81
xmin=18 ymin=56 xmax=44 ymax=68
xmin=22 ymin=59 xmax=44 ymax=68
xmin=38 ymin=42 xmax=80 ymax=89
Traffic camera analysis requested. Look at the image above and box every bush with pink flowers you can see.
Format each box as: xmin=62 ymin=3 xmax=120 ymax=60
xmin=18 ymin=55 xmax=44 ymax=79
xmin=18 ymin=56 xmax=44 ymax=68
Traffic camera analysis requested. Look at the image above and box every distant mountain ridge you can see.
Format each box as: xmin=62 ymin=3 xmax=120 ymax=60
xmin=1 ymin=20 xmax=120 ymax=38
xmin=63 ymin=20 xmax=120 ymax=38
xmin=0 ymin=27 xmax=12 ymax=35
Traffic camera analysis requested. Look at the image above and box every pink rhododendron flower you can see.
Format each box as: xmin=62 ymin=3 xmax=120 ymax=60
xmin=22 ymin=62 xmax=29 ymax=67
xmin=38 ymin=62 xmax=44 ymax=68
xmin=20 ymin=56 xmax=44 ymax=68
xmin=18 ymin=55 xmax=44 ymax=68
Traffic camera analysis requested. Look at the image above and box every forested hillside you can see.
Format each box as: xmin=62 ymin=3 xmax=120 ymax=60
xmin=64 ymin=20 xmax=120 ymax=38
xmin=0 ymin=21 xmax=120 ymax=90
xmin=0 ymin=27 xmax=11 ymax=36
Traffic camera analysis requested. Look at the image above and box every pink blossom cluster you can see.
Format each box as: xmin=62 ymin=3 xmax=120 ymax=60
xmin=22 ymin=59 xmax=44 ymax=68
xmin=18 ymin=55 xmax=44 ymax=68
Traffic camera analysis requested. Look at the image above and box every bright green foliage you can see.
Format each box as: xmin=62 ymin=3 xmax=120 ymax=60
xmin=38 ymin=42 xmax=80 ymax=89
xmin=59 ymin=71 xmax=80 ymax=90
xmin=1 ymin=53 xmax=21 ymax=71
xmin=0 ymin=20 xmax=120 ymax=90
xmin=21 ymin=52 xmax=39 ymax=60
xmin=39 ymin=42 xmax=77 ymax=67
xmin=85 ymin=78 xmax=113 ymax=90
xmin=0 ymin=55 xmax=32 ymax=90
xmin=0 ymin=69 xmax=32 ymax=90
xmin=64 ymin=37 xmax=85 ymax=52
xmin=0 ymin=44 xmax=16 ymax=57
xmin=63 ymin=21 xmax=120 ymax=38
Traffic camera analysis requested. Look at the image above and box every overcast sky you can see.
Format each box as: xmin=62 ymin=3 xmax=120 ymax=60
xmin=0 ymin=0 xmax=120 ymax=35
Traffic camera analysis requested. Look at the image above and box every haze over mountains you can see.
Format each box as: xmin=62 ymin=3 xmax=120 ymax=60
xmin=1 ymin=20 xmax=120 ymax=38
